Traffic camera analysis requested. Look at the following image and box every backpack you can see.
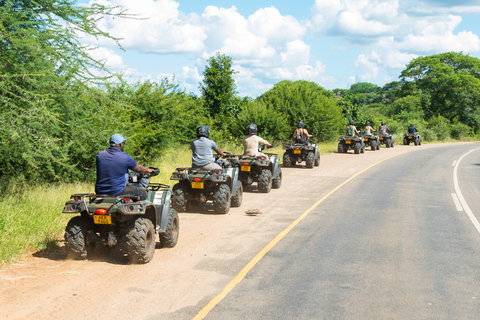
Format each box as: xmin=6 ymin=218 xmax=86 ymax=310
xmin=347 ymin=125 xmax=355 ymax=136
xmin=294 ymin=129 xmax=306 ymax=143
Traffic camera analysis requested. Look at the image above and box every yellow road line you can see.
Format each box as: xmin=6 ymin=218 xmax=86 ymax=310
xmin=193 ymin=150 xmax=413 ymax=320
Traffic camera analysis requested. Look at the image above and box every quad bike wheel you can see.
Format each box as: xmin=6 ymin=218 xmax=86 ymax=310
xmin=371 ymin=140 xmax=376 ymax=151
xmin=403 ymin=138 xmax=408 ymax=145
xmin=213 ymin=184 xmax=231 ymax=214
xmin=172 ymin=183 xmax=188 ymax=212
xmin=126 ymin=217 xmax=156 ymax=264
xmin=361 ymin=143 xmax=365 ymax=153
xmin=386 ymin=138 xmax=391 ymax=148
xmin=306 ymin=152 xmax=315 ymax=168
xmin=257 ymin=169 xmax=273 ymax=193
xmin=354 ymin=142 xmax=361 ymax=154
xmin=64 ymin=216 xmax=95 ymax=260
xmin=337 ymin=143 xmax=344 ymax=153
xmin=231 ymin=182 xmax=243 ymax=207
xmin=414 ymin=138 xmax=418 ymax=146
xmin=159 ymin=208 xmax=179 ymax=248
xmin=283 ymin=152 xmax=292 ymax=167
xmin=272 ymin=168 xmax=282 ymax=189
xmin=314 ymin=154 xmax=320 ymax=166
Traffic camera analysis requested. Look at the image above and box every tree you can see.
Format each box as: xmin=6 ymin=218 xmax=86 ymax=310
xmin=199 ymin=53 xmax=239 ymax=129
xmin=0 ymin=0 xmax=129 ymax=181
xmin=400 ymin=52 xmax=480 ymax=131
xmin=257 ymin=80 xmax=344 ymax=141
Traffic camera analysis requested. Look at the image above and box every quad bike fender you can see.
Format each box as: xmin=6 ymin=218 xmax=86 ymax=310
xmin=225 ymin=167 xmax=240 ymax=195
xmin=156 ymin=189 xmax=172 ymax=232
xmin=268 ymin=155 xmax=281 ymax=177
xmin=313 ymin=144 xmax=319 ymax=160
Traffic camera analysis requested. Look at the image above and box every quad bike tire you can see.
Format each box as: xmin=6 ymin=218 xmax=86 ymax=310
xmin=354 ymin=142 xmax=361 ymax=154
xmin=283 ymin=152 xmax=292 ymax=167
xmin=403 ymin=138 xmax=408 ymax=145
xmin=337 ymin=143 xmax=344 ymax=153
xmin=64 ymin=216 xmax=95 ymax=260
xmin=306 ymin=152 xmax=315 ymax=168
xmin=414 ymin=138 xmax=418 ymax=146
xmin=386 ymin=138 xmax=391 ymax=148
xmin=172 ymin=183 xmax=188 ymax=212
xmin=159 ymin=208 xmax=179 ymax=248
xmin=361 ymin=143 xmax=365 ymax=153
xmin=376 ymin=140 xmax=380 ymax=150
xmin=126 ymin=217 xmax=156 ymax=264
xmin=314 ymin=154 xmax=320 ymax=166
xmin=231 ymin=182 xmax=243 ymax=207
xmin=371 ymin=140 xmax=376 ymax=151
xmin=272 ymin=168 xmax=282 ymax=189
xmin=213 ymin=184 xmax=231 ymax=214
xmin=258 ymin=169 xmax=273 ymax=193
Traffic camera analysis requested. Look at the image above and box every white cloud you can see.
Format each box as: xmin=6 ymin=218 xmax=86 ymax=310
xmin=354 ymin=53 xmax=379 ymax=81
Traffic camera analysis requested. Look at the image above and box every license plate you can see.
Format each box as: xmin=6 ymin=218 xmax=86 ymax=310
xmin=192 ymin=182 xmax=204 ymax=189
xmin=93 ymin=215 xmax=111 ymax=224
xmin=363 ymin=138 xmax=368 ymax=141
xmin=241 ymin=165 xmax=251 ymax=172
xmin=294 ymin=150 xmax=301 ymax=154
xmin=345 ymin=141 xmax=351 ymax=144
xmin=379 ymin=137 xmax=383 ymax=140
xmin=408 ymin=136 xmax=413 ymax=139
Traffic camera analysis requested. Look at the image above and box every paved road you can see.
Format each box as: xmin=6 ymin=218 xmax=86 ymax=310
xmin=202 ymin=143 xmax=480 ymax=319
xmin=1 ymin=142 xmax=479 ymax=320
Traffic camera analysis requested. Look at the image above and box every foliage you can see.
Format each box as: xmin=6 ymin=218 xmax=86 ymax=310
xmin=257 ymin=80 xmax=344 ymax=141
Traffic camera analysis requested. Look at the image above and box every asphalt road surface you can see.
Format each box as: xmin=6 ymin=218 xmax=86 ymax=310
xmin=1 ymin=142 xmax=480 ymax=320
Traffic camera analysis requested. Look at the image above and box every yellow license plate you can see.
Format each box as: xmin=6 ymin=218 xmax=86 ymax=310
xmin=345 ymin=141 xmax=351 ymax=144
xmin=294 ymin=150 xmax=301 ymax=154
xmin=192 ymin=182 xmax=204 ymax=189
xmin=93 ymin=215 xmax=111 ymax=224
xmin=241 ymin=165 xmax=251 ymax=172
xmin=364 ymin=138 xmax=368 ymax=141
xmin=408 ymin=136 xmax=413 ymax=139
xmin=379 ymin=137 xmax=383 ymax=140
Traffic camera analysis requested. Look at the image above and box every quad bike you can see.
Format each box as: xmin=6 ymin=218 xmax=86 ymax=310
xmin=231 ymin=145 xmax=282 ymax=193
xmin=378 ymin=133 xmax=394 ymax=148
xmin=282 ymin=138 xmax=320 ymax=168
xmin=403 ymin=133 xmax=422 ymax=146
xmin=170 ymin=155 xmax=242 ymax=214
xmin=337 ymin=135 xmax=365 ymax=154
xmin=362 ymin=133 xmax=380 ymax=151
xmin=63 ymin=168 xmax=179 ymax=264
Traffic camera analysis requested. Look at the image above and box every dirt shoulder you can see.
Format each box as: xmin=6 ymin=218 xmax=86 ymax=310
xmin=0 ymin=143 xmax=466 ymax=320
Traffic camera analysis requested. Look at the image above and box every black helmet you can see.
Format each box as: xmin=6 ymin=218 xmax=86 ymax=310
xmin=366 ymin=121 xmax=371 ymax=126
xmin=247 ymin=123 xmax=257 ymax=135
xmin=297 ymin=121 xmax=305 ymax=128
xmin=410 ymin=123 xmax=414 ymax=127
xmin=349 ymin=120 xmax=354 ymax=125
xmin=196 ymin=125 xmax=210 ymax=138
xmin=381 ymin=121 xmax=385 ymax=125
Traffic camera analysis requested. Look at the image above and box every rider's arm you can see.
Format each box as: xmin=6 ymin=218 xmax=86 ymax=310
xmin=215 ymin=148 xmax=227 ymax=157
xmin=133 ymin=164 xmax=153 ymax=174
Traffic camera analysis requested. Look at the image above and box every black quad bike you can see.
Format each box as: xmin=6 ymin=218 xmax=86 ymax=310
xmin=403 ymin=133 xmax=422 ymax=146
xmin=362 ymin=133 xmax=380 ymax=151
xmin=378 ymin=133 xmax=394 ymax=148
xmin=170 ymin=155 xmax=242 ymax=214
xmin=282 ymin=140 xmax=320 ymax=168
xmin=337 ymin=135 xmax=365 ymax=154
xmin=233 ymin=145 xmax=282 ymax=193
xmin=63 ymin=168 xmax=179 ymax=264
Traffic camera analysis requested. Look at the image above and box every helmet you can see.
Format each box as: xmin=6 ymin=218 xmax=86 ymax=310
xmin=247 ymin=123 xmax=257 ymax=135
xmin=381 ymin=121 xmax=385 ymax=125
xmin=410 ymin=123 xmax=414 ymax=127
xmin=196 ymin=125 xmax=210 ymax=138
xmin=349 ymin=120 xmax=354 ymax=125
xmin=366 ymin=121 xmax=371 ymax=126
xmin=297 ymin=121 xmax=305 ymax=128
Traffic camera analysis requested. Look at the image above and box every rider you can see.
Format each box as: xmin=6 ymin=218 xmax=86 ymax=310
xmin=346 ymin=120 xmax=359 ymax=136
xmin=363 ymin=121 xmax=376 ymax=135
xmin=408 ymin=123 xmax=419 ymax=134
xmin=243 ymin=123 xmax=272 ymax=157
xmin=191 ymin=125 xmax=226 ymax=170
xmin=293 ymin=121 xmax=313 ymax=145
xmin=95 ymin=133 xmax=153 ymax=198
xmin=379 ymin=121 xmax=390 ymax=134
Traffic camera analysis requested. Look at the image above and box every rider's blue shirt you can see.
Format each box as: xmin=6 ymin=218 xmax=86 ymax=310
xmin=191 ymin=137 xmax=218 ymax=167
xmin=95 ymin=147 xmax=137 ymax=195
xmin=408 ymin=126 xmax=418 ymax=134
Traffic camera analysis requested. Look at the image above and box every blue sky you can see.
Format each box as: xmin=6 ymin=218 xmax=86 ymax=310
xmin=79 ymin=0 xmax=480 ymax=97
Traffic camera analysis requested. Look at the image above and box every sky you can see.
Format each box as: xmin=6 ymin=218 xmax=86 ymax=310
xmin=79 ymin=0 xmax=480 ymax=98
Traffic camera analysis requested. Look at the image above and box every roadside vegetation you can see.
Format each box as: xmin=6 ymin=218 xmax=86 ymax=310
xmin=1 ymin=1 xmax=479 ymax=266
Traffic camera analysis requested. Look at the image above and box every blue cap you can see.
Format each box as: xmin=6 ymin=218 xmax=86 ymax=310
xmin=109 ymin=133 xmax=127 ymax=145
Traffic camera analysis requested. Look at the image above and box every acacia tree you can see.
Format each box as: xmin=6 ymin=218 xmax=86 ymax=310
xmin=0 ymin=0 xmax=129 ymax=181
xmin=199 ymin=53 xmax=239 ymax=130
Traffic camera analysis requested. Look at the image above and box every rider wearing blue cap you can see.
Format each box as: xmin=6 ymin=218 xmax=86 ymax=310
xmin=95 ymin=133 xmax=153 ymax=196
